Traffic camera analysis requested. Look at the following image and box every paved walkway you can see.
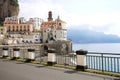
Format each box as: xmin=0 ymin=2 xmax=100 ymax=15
xmin=0 ymin=59 xmax=119 ymax=80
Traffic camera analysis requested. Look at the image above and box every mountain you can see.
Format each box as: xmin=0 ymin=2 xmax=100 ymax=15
xmin=0 ymin=0 xmax=19 ymax=25
xmin=67 ymin=28 xmax=120 ymax=43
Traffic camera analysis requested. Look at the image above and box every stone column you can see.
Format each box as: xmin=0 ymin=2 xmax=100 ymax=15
xmin=13 ymin=48 xmax=20 ymax=58
xmin=47 ymin=49 xmax=56 ymax=66
xmin=76 ymin=50 xmax=88 ymax=71
xmin=27 ymin=49 xmax=35 ymax=60
xmin=2 ymin=47 xmax=8 ymax=57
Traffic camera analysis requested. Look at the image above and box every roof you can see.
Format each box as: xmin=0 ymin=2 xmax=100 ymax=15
xmin=55 ymin=16 xmax=66 ymax=23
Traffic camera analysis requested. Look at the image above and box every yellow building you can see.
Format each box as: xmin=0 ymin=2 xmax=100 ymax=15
xmin=4 ymin=16 xmax=34 ymax=34
xmin=0 ymin=26 xmax=7 ymax=35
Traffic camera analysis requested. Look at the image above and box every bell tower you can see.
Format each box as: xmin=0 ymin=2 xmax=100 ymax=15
xmin=48 ymin=11 xmax=53 ymax=21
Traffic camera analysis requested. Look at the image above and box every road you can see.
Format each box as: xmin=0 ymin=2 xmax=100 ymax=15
xmin=0 ymin=59 xmax=119 ymax=80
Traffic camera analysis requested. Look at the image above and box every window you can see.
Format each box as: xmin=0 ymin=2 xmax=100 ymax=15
xmin=7 ymin=29 xmax=10 ymax=32
xmin=26 ymin=40 xmax=28 ymax=43
xmin=16 ymin=26 xmax=18 ymax=29
xmin=35 ymin=39 xmax=38 ymax=41
xmin=59 ymin=23 xmax=61 ymax=26
xmin=1 ymin=29 xmax=3 ymax=31
xmin=13 ymin=26 xmax=15 ymax=29
xmin=22 ymin=40 xmax=24 ymax=42
xmin=55 ymin=35 xmax=56 ymax=38
xmin=20 ymin=26 xmax=22 ymax=29
xmin=24 ymin=26 xmax=26 ymax=29
xmin=35 ymin=36 xmax=37 ymax=38
xmin=8 ymin=26 xmax=10 ymax=29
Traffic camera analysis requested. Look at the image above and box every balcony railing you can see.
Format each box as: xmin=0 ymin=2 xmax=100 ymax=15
xmin=86 ymin=52 xmax=120 ymax=73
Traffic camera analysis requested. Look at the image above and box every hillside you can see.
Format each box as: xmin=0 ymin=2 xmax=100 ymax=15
xmin=67 ymin=28 xmax=120 ymax=43
xmin=0 ymin=0 xmax=19 ymax=25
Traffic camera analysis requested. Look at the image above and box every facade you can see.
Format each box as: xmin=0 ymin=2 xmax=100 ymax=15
xmin=33 ymin=32 xmax=42 ymax=43
xmin=41 ymin=11 xmax=67 ymax=43
xmin=3 ymin=16 xmax=42 ymax=44
xmin=28 ymin=17 xmax=43 ymax=30
xmin=0 ymin=11 xmax=72 ymax=53
xmin=21 ymin=32 xmax=42 ymax=44
xmin=0 ymin=26 xmax=6 ymax=43
xmin=0 ymin=26 xmax=7 ymax=35
xmin=4 ymin=16 xmax=34 ymax=34
xmin=1 ymin=11 xmax=68 ymax=45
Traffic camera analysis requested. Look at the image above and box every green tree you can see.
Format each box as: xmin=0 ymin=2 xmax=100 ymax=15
xmin=10 ymin=0 xmax=19 ymax=7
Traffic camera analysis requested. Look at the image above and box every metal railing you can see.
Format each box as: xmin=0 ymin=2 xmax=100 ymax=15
xmin=35 ymin=50 xmax=48 ymax=63
xmin=1 ymin=45 xmax=120 ymax=73
xmin=86 ymin=52 xmax=120 ymax=73
xmin=56 ymin=54 xmax=77 ymax=67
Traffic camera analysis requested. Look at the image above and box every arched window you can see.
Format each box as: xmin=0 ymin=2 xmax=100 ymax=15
xmin=20 ymin=26 xmax=22 ymax=29
xmin=8 ymin=26 xmax=10 ymax=30
xmin=26 ymin=40 xmax=28 ymax=43
xmin=28 ymin=25 xmax=29 ymax=28
xmin=16 ymin=26 xmax=18 ymax=29
xmin=13 ymin=26 xmax=15 ymax=29
xmin=20 ymin=29 xmax=22 ymax=31
xmin=59 ymin=23 xmax=61 ymax=26
xmin=24 ymin=25 xmax=26 ymax=29
xmin=22 ymin=40 xmax=24 ymax=42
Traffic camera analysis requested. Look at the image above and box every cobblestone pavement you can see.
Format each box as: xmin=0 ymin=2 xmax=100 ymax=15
xmin=0 ymin=59 xmax=119 ymax=80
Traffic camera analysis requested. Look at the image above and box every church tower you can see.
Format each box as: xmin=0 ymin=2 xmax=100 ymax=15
xmin=48 ymin=11 xmax=53 ymax=21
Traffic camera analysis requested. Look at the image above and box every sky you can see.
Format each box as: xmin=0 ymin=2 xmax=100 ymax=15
xmin=18 ymin=0 xmax=120 ymax=36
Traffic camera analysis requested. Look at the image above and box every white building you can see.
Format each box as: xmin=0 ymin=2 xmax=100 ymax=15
xmin=40 ymin=11 xmax=67 ymax=43
xmin=21 ymin=32 xmax=42 ymax=44
xmin=19 ymin=17 xmax=27 ymax=23
xmin=29 ymin=17 xmax=43 ymax=30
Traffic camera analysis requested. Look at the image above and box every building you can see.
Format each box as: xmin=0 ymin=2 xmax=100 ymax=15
xmin=0 ymin=26 xmax=7 ymax=35
xmin=0 ymin=11 xmax=72 ymax=53
xmin=0 ymin=26 xmax=6 ymax=44
xmin=21 ymin=32 xmax=42 ymax=44
xmin=3 ymin=16 xmax=43 ymax=44
xmin=28 ymin=17 xmax=43 ymax=30
xmin=2 ymin=12 xmax=68 ymax=45
xmin=4 ymin=16 xmax=34 ymax=34
xmin=41 ymin=11 xmax=67 ymax=43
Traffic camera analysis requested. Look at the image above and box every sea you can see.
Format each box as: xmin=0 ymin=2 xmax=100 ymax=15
xmin=73 ymin=43 xmax=120 ymax=73
xmin=73 ymin=43 xmax=120 ymax=53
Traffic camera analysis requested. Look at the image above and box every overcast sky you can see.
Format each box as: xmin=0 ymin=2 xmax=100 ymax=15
xmin=18 ymin=0 xmax=120 ymax=36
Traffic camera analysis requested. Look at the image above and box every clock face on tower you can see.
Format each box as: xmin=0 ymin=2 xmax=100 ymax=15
xmin=62 ymin=43 xmax=66 ymax=49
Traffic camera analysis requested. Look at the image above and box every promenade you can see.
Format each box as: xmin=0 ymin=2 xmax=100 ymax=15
xmin=0 ymin=59 xmax=119 ymax=80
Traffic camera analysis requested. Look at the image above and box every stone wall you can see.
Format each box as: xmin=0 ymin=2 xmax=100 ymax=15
xmin=49 ymin=40 xmax=73 ymax=54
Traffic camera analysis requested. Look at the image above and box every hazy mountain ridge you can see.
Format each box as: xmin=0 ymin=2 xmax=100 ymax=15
xmin=67 ymin=28 xmax=120 ymax=43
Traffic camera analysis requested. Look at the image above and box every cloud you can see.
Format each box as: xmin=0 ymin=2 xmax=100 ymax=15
xmin=19 ymin=0 xmax=120 ymax=26
xmin=19 ymin=0 xmax=66 ymax=21
xmin=18 ymin=0 xmax=120 ymax=36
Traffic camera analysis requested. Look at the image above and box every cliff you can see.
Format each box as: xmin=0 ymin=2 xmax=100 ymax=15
xmin=0 ymin=0 xmax=19 ymax=25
